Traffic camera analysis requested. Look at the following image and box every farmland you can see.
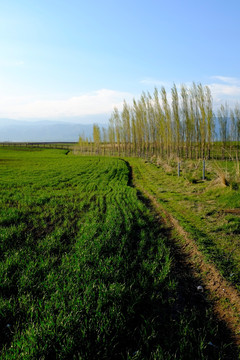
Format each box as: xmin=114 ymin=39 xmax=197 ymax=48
xmin=0 ymin=147 xmax=239 ymax=359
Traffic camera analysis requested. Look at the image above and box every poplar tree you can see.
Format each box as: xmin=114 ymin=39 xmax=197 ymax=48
xmin=105 ymin=82 xmax=225 ymax=161
xmin=230 ymin=109 xmax=236 ymax=142
xmin=189 ymin=91 xmax=197 ymax=159
xmin=160 ymin=86 xmax=172 ymax=158
xmin=93 ymin=124 xmax=101 ymax=154
xmin=108 ymin=115 xmax=116 ymax=155
xmin=197 ymin=84 xmax=207 ymax=159
xmin=139 ymin=92 xmax=149 ymax=157
xmin=146 ymin=92 xmax=157 ymax=156
xmin=181 ymin=84 xmax=191 ymax=158
xmin=205 ymin=86 xmax=214 ymax=159
xmin=131 ymin=105 xmax=137 ymax=156
xmin=218 ymin=103 xmax=229 ymax=159
xmin=153 ymin=88 xmax=165 ymax=156
xmin=133 ymin=98 xmax=143 ymax=156
xmin=234 ymin=103 xmax=240 ymax=153
xmin=171 ymin=84 xmax=181 ymax=158
xmin=78 ymin=134 xmax=84 ymax=154
xmin=190 ymin=83 xmax=201 ymax=159
xmin=102 ymin=127 xmax=107 ymax=155
xmin=113 ymin=107 xmax=121 ymax=156
xmin=121 ymin=100 xmax=131 ymax=156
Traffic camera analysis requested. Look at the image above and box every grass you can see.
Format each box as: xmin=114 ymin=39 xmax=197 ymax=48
xmin=128 ymin=156 xmax=240 ymax=291
xmin=0 ymin=147 xmax=238 ymax=359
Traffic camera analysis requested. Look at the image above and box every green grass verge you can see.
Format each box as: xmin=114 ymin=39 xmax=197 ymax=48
xmin=128 ymin=157 xmax=240 ymax=290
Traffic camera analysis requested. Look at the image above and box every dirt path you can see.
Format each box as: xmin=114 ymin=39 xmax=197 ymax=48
xmin=134 ymin=182 xmax=240 ymax=347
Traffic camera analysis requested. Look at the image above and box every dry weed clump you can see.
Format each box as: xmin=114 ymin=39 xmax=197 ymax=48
xmin=155 ymin=156 xmax=178 ymax=175
xmin=212 ymin=152 xmax=240 ymax=189
xmin=156 ymin=156 xmax=162 ymax=167
xmin=180 ymin=160 xmax=201 ymax=183
xmin=230 ymin=153 xmax=240 ymax=189
xmin=162 ymin=162 xmax=174 ymax=174
xmin=209 ymin=160 xmax=240 ymax=189
xmin=210 ymin=162 xmax=229 ymax=187
xmin=150 ymin=155 xmax=157 ymax=164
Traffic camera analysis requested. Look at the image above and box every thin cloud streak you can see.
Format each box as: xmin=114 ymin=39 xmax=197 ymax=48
xmin=0 ymin=89 xmax=134 ymax=120
xmin=210 ymin=76 xmax=240 ymax=85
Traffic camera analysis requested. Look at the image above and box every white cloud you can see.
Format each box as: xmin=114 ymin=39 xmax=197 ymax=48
xmin=0 ymin=89 xmax=134 ymax=120
xmin=210 ymin=76 xmax=240 ymax=85
xmin=207 ymin=76 xmax=240 ymax=108
xmin=208 ymin=83 xmax=240 ymax=97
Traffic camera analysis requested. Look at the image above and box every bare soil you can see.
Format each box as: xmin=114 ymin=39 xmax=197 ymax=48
xmin=223 ymin=209 xmax=240 ymax=215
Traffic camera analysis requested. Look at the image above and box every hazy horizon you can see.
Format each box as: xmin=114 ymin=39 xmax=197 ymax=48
xmin=0 ymin=119 xmax=103 ymax=142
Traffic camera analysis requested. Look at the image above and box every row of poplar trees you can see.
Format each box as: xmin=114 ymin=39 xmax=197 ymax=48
xmin=79 ymin=83 xmax=240 ymax=160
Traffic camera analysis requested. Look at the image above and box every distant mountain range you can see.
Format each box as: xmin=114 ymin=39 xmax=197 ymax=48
xmin=0 ymin=116 xmax=108 ymax=142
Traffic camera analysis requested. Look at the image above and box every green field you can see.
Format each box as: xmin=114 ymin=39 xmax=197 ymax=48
xmin=0 ymin=148 xmax=238 ymax=359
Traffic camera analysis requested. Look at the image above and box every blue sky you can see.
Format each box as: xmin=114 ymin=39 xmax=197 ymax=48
xmin=0 ymin=0 xmax=240 ymax=122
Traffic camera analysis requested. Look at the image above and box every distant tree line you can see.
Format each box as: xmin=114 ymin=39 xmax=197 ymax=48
xmin=78 ymin=83 xmax=240 ymax=160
